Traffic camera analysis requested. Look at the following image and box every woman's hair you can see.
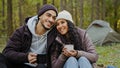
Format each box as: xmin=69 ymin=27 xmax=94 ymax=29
xmin=59 ymin=20 xmax=83 ymax=50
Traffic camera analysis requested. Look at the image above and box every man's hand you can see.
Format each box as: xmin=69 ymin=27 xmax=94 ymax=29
xmin=28 ymin=53 xmax=37 ymax=64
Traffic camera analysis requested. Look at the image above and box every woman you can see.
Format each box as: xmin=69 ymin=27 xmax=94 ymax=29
xmin=50 ymin=10 xmax=98 ymax=68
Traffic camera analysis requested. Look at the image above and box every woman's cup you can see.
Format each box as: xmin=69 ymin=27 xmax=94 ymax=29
xmin=64 ymin=44 xmax=74 ymax=51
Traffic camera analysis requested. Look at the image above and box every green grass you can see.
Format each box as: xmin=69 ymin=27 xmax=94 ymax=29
xmin=96 ymin=43 xmax=120 ymax=68
xmin=0 ymin=42 xmax=120 ymax=68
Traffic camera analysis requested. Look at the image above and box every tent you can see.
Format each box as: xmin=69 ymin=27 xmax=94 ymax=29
xmin=103 ymin=31 xmax=120 ymax=45
xmin=86 ymin=20 xmax=120 ymax=46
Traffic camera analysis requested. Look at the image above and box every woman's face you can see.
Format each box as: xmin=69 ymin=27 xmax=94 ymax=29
xmin=56 ymin=19 xmax=68 ymax=35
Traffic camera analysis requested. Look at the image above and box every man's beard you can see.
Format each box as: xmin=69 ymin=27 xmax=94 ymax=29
xmin=41 ymin=23 xmax=53 ymax=30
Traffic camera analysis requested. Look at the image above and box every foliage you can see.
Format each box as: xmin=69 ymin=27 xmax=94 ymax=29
xmin=0 ymin=0 xmax=120 ymax=32
xmin=0 ymin=1 xmax=120 ymax=67
xmin=83 ymin=0 xmax=91 ymax=29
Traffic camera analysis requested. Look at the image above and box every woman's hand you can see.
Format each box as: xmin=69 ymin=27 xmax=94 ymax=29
xmin=62 ymin=48 xmax=78 ymax=57
xmin=62 ymin=48 xmax=71 ymax=57
xmin=69 ymin=50 xmax=78 ymax=57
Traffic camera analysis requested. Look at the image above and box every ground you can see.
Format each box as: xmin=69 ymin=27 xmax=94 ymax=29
xmin=0 ymin=43 xmax=120 ymax=68
xmin=96 ymin=43 xmax=120 ymax=68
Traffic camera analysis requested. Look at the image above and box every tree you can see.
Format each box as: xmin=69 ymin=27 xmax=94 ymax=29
xmin=36 ymin=3 xmax=40 ymax=13
xmin=91 ymin=0 xmax=95 ymax=22
xmin=74 ymin=0 xmax=78 ymax=26
xmin=52 ymin=0 xmax=54 ymax=5
xmin=101 ymin=0 xmax=106 ymax=20
xmin=79 ymin=0 xmax=84 ymax=28
xmin=60 ymin=0 xmax=66 ymax=11
xmin=113 ymin=0 xmax=119 ymax=32
xmin=7 ymin=0 xmax=13 ymax=38
xmin=18 ymin=0 xmax=24 ymax=26
xmin=43 ymin=0 xmax=47 ymax=5
xmin=91 ymin=0 xmax=100 ymax=21
xmin=68 ymin=0 xmax=73 ymax=15
xmin=95 ymin=0 xmax=100 ymax=20
xmin=2 ymin=0 xmax=5 ymax=29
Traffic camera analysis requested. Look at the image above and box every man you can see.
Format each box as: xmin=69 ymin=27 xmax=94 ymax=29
xmin=2 ymin=4 xmax=58 ymax=68
xmin=0 ymin=53 xmax=7 ymax=68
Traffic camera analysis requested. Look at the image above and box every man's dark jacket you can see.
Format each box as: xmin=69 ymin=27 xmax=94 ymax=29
xmin=2 ymin=19 xmax=57 ymax=68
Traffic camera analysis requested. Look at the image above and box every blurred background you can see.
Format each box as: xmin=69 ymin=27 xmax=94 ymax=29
xmin=0 ymin=0 xmax=120 ymax=67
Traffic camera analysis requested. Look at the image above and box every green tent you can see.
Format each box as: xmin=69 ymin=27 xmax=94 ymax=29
xmin=103 ymin=31 xmax=120 ymax=45
xmin=86 ymin=20 xmax=120 ymax=46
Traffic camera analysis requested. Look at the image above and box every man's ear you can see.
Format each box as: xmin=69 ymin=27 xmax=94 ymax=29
xmin=39 ymin=16 xmax=42 ymax=20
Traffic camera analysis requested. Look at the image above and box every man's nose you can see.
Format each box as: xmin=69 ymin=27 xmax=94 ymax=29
xmin=49 ymin=17 xmax=54 ymax=22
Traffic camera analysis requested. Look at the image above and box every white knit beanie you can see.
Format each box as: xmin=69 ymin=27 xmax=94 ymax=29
xmin=56 ymin=10 xmax=74 ymax=23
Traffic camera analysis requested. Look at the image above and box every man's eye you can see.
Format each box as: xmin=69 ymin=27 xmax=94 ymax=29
xmin=53 ymin=17 xmax=56 ymax=20
xmin=47 ymin=14 xmax=51 ymax=17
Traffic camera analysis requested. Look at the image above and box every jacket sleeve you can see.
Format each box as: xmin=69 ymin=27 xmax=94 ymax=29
xmin=51 ymin=45 xmax=68 ymax=68
xmin=76 ymin=30 xmax=98 ymax=63
xmin=2 ymin=26 xmax=29 ymax=63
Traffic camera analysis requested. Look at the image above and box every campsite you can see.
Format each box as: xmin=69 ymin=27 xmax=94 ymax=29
xmin=86 ymin=20 xmax=120 ymax=68
xmin=0 ymin=0 xmax=120 ymax=68
xmin=87 ymin=20 xmax=120 ymax=46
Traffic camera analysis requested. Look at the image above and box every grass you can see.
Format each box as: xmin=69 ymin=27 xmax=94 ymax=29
xmin=96 ymin=43 xmax=120 ymax=68
xmin=0 ymin=42 xmax=120 ymax=68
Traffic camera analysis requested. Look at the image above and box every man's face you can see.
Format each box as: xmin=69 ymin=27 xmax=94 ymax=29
xmin=39 ymin=10 xmax=57 ymax=30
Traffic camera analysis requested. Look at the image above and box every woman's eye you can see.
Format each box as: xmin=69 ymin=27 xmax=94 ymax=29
xmin=61 ymin=21 xmax=65 ymax=24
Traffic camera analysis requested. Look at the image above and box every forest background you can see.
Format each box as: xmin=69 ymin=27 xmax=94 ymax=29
xmin=0 ymin=0 xmax=120 ymax=67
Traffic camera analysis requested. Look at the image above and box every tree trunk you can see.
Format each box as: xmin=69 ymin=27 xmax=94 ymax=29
xmin=18 ymin=0 xmax=24 ymax=26
xmin=95 ymin=0 xmax=99 ymax=19
xmin=101 ymin=0 xmax=105 ymax=20
xmin=60 ymin=0 xmax=66 ymax=11
xmin=2 ymin=0 xmax=5 ymax=29
xmin=60 ymin=0 xmax=62 ymax=10
xmin=68 ymin=0 xmax=73 ymax=14
xmin=52 ymin=0 xmax=54 ymax=5
xmin=36 ymin=3 xmax=40 ymax=13
xmin=113 ymin=0 xmax=119 ymax=32
xmin=43 ymin=0 xmax=47 ymax=5
xmin=79 ymin=0 xmax=84 ymax=28
xmin=91 ymin=0 xmax=95 ymax=22
xmin=7 ymin=0 xmax=13 ymax=38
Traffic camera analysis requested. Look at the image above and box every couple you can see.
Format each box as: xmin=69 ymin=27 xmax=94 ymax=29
xmin=1 ymin=4 xmax=98 ymax=68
